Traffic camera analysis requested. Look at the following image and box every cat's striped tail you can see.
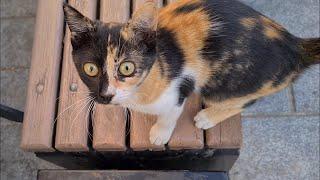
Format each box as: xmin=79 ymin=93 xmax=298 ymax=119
xmin=301 ymin=38 xmax=320 ymax=66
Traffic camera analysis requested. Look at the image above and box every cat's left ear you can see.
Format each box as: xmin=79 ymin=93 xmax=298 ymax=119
xmin=123 ymin=2 xmax=157 ymax=43
xmin=63 ymin=3 xmax=95 ymax=35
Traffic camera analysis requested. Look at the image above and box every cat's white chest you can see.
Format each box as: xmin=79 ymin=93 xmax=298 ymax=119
xmin=122 ymin=79 xmax=180 ymax=115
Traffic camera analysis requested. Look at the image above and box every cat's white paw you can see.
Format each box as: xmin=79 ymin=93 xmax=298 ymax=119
xmin=194 ymin=111 xmax=215 ymax=130
xmin=149 ymin=124 xmax=173 ymax=146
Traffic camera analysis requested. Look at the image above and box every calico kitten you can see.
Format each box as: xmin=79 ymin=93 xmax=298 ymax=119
xmin=63 ymin=0 xmax=319 ymax=145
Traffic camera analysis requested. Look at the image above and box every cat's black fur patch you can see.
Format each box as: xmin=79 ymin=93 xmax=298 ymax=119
xmin=177 ymin=77 xmax=195 ymax=106
xmin=70 ymin=20 xmax=125 ymax=103
xmin=242 ymin=99 xmax=257 ymax=108
xmin=200 ymin=0 xmax=302 ymax=101
xmin=174 ymin=2 xmax=202 ymax=14
xmin=157 ymin=28 xmax=185 ymax=80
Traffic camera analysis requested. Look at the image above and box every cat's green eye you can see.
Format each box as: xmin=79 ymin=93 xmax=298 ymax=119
xmin=119 ymin=61 xmax=135 ymax=77
xmin=83 ymin=62 xmax=99 ymax=77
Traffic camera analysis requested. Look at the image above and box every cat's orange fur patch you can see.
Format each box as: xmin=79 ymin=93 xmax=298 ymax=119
xmin=260 ymin=16 xmax=284 ymax=40
xmin=204 ymin=73 xmax=295 ymax=111
xmin=240 ymin=17 xmax=257 ymax=30
xmin=264 ymin=28 xmax=282 ymax=40
xmin=135 ymin=60 xmax=169 ymax=104
xmin=260 ymin=16 xmax=285 ymax=30
xmin=159 ymin=0 xmax=215 ymax=87
xmin=202 ymin=73 xmax=295 ymax=124
xmin=106 ymin=46 xmax=142 ymax=90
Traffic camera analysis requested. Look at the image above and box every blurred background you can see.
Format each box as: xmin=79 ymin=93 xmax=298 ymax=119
xmin=1 ymin=0 xmax=319 ymax=179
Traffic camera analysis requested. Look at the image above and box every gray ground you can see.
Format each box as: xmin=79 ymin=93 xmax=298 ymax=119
xmin=0 ymin=0 xmax=319 ymax=180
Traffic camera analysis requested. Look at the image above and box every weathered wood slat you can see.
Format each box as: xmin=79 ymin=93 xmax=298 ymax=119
xmin=206 ymin=114 xmax=242 ymax=148
xmin=92 ymin=0 xmax=130 ymax=151
xmin=129 ymin=0 xmax=165 ymax=151
xmin=54 ymin=0 xmax=97 ymax=152
xmin=20 ymin=0 xmax=65 ymax=152
xmin=92 ymin=105 xmax=127 ymax=151
xmin=100 ymin=0 xmax=130 ymax=22
xmin=133 ymin=0 xmax=163 ymax=9
xmin=168 ymin=94 xmax=204 ymax=150
xmin=130 ymin=113 xmax=164 ymax=151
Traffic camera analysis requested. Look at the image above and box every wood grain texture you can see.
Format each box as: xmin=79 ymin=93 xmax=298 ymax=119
xmin=54 ymin=0 xmax=97 ymax=152
xmin=133 ymin=0 xmax=163 ymax=9
xmin=129 ymin=0 xmax=165 ymax=151
xmin=92 ymin=0 xmax=130 ymax=151
xmin=93 ymin=105 xmax=127 ymax=151
xmin=206 ymin=114 xmax=242 ymax=149
xmin=168 ymin=94 xmax=204 ymax=150
xmin=20 ymin=0 xmax=65 ymax=152
xmin=130 ymin=113 xmax=165 ymax=151
xmin=100 ymin=0 xmax=130 ymax=22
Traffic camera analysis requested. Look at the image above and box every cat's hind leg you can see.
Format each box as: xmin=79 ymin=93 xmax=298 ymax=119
xmin=194 ymin=98 xmax=250 ymax=129
xmin=194 ymin=107 xmax=242 ymax=129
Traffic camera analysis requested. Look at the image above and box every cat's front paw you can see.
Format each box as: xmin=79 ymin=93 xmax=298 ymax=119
xmin=149 ymin=124 xmax=173 ymax=146
xmin=194 ymin=111 xmax=215 ymax=130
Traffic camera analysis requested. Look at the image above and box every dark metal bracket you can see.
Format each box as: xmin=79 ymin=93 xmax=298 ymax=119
xmin=0 ymin=104 xmax=24 ymax=122
xmin=36 ymin=149 xmax=239 ymax=172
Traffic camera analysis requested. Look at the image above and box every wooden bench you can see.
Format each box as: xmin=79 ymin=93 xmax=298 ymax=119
xmin=21 ymin=0 xmax=242 ymax=171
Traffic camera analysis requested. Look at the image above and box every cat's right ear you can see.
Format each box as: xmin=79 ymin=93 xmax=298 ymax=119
xmin=63 ymin=3 xmax=95 ymax=35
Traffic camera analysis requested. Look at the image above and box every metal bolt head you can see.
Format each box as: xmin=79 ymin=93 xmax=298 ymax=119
xmin=36 ymin=83 xmax=44 ymax=94
xmin=70 ymin=83 xmax=78 ymax=92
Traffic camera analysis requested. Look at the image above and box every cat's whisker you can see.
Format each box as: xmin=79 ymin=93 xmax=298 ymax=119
xmin=89 ymin=99 xmax=96 ymax=138
xmin=90 ymin=102 xmax=96 ymax=132
xmin=69 ymin=90 xmax=93 ymax=93
xmin=116 ymin=35 xmax=121 ymax=58
xmin=119 ymin=39 xmax=128 ymax=57
xmin=68 ymin=97 xmax=94 ymax=137
xmin=55 ymin=91 xmax=93 ymax=100
xmin=66 ymin=98 xmax=92 ymax=125
xmin=125 ymin=108 xmax=131 ymax=136
xmin=69 ymin=92 xmax=94 ymax=96
xmin=129 ymin=54 xmax=144 ymax=58
xmin=69 ymin=90 xmax=94 ymax=94
xmin=89 ymin=100 xmax=96 ymax=139
xmin=85 ymin=100 xmax=95 ymax=141
xmin=52 ymin=96 xmax=93 ymax=126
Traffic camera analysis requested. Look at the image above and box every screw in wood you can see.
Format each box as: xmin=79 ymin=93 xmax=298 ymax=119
xmin=70 ymin=83 xmax=78 ymax=92
xmin=36 ymin=83 xmax=44 ymax=94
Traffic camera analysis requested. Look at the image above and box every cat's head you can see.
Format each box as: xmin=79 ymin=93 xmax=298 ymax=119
xmin=63 ymin=3 xmax=158 ymax=104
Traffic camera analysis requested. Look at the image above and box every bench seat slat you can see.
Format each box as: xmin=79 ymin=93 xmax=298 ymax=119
xmin=55 ymin=0 xmax=98 ymax=152
xmin=20 ymin=0 xmax=65 ymax=152
xmin=206 ymin=114 xmax=242 ymax=148
xmin=92 ymin=0 xmax=130 ymax=151
xmin=130 ymin=113 xmax=165 ymax=151
xmin=168 ymin=94 xmax=204 ymax=150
